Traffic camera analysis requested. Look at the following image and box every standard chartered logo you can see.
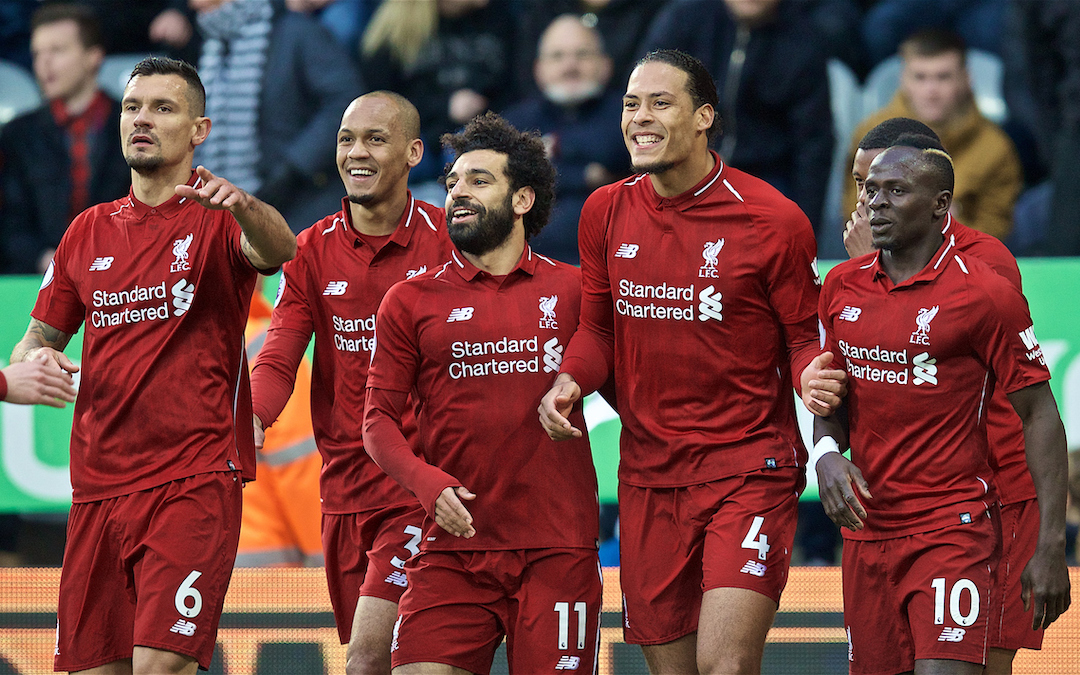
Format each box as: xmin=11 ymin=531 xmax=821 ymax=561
xmin=912 ymin=352 xmax=938 ymax=386
xmin=543 ymin=337 xmax=563 ymax=373
xmin=172 ymin=278 xmax=195 ymax=316
xmin=698 ymin=285 xmax=723 ymax=322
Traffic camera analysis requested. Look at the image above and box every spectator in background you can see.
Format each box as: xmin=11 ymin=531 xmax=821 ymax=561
xmin=0 ymin=4 xmax=130 ymax=275
xmin=638 ymin=0 xmax=834 ymax=234
xmin=861 ymin=0 xmax=1005 ymax=69
xmin=359 ymin=0 xmax=517 ymax=189
xmin=1008 ymin=0 xmax=1080 ymax=256
xmin=845 ymin=29 xmax=1022 ymax=241
xmin=284 ymin=0 xmax=375 ymax=54
xmin=503 ymin=14 xmax=628 ymax=264
xmin=74 ymin=0 xmax=200 ymax=62
xmin=513 ymin=0 xmax=671 ymax=94
xmin=193 ymin=0 xmax=362 ymax=232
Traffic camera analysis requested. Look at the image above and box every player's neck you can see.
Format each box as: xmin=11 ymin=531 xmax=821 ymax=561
xmin=648 ymin=149 xmax=715 ymax=198
xmin=880 ymin=230 xmax=945 ymax=285
xmin=460 ymin=225 xmax=525 ymax=276
xmin=131 ymin=163 xmax=194 ymax=208
xmin=348 ymin=188 xmax=410 ymax=236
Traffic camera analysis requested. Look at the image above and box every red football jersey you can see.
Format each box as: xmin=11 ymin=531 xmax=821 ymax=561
xmin=560 ymin=153 xmax=821 ymax=488
xmin=945 ymin=215 xmax=1034 ymax=504
xmin=820 ymin=236 xmax=1050 ymax=540
xmin=365 ymin=247 xmax=599 ymax=552
xmin=32 ymin=173 xmax=262 ymax=502
xmin=251 ymin=196 xmax=450 ymax=514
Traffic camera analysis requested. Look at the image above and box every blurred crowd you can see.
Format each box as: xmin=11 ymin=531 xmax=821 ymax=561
xmin=0 ymin=0 xmax=1079 ymax=566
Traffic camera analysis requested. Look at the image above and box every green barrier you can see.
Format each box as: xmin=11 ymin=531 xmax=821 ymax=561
xmin=2 ymin=260 xmax=1078 ymax=512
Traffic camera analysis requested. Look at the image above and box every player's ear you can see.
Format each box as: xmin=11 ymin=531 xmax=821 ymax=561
xmin=191 ymin=116 xmax=211 ymax=148
xmin=934 ymin=190 xmax=952 ymax=218
xmin=407 ymin=139 xmax=424 ymax=168
xmin=512 ymin=186 xmax=535 ymax=217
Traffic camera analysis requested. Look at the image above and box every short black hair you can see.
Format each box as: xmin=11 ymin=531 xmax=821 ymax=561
xmin=880 ymin=144 xmax=955 ymax=194
xmin=900 ymin=28 xmax=967 ymax=65
xmin=441 ymin=112 xmax=556 ymax=240
xmin=635 ymin=49 xmax=721 ymax=143
xmin=858 ymin=117 xmax=942 ymax=151
xmin=128 ymin=57 xmax=205 ymax=117
xmin=32 ymin=3 xmax=103 ymax=50
xmin=890 ymin=132 xmax=947 ymax=153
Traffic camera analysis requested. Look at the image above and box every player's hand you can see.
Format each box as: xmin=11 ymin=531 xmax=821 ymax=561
xmin=252 ymin=414 xmax=265 ymax=451
xmin=539 ymin=373 xmax=582 ymax=440
xmin=175 ymin=165 xmax=252 ymax=212
xmin=800 ymin=352 xmax=848 ymax=417
xmin=23 ymin=347 xmax=79 ymax=378
xmin=1020 ymin=544 xmax=1072 ymax=630
xmin=816 ymin=452 xmax=871 ymax=531
xmin=843 ymin=202 xmax=875 ymax=258
xmin=434 ymin=486 xmax=476 ymax=538
xmin=2 ymin=353 xmax=77 ymax=407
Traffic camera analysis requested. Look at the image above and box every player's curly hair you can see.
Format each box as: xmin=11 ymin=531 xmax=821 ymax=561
xmin=441 ymin=112 xmax=556 ymax=241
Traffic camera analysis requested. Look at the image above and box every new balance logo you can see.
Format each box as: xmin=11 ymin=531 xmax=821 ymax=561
xmin=555 ymin=656 xmax=581 ymax=670
xmin=912 ymin=352 xmax=938 ymax=386
xmin=89 ymin=256 xmax=114 ymax=271
xmin=169 ymin=619 xmax=197 ymax=636
xmin=614 ymin=243 xmax=639 ymax=258
xmin=740 ymin=560 xmax=767 ymax=577
xmin=446 ymin=307 xmax=474 ymax=322
xmin=384 ymin=571 xmax=408 ymax=588
xmin=838 ymin=306 xmax=862 ymax=322
xmin=324 ymin=281 xmax=348 ymax=296
xmin=543 ymin=337 xmax=563 ymax=373
xmin=698 ymin=285 xmax=723 ymax=322
xmin=938 ymin=627 xmax=966 ymax=642
xmin=171 ymin=279 xmax=194 ymax=317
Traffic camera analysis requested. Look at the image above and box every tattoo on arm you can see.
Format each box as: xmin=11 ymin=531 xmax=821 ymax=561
xmin=12 ymin=319 xmax=72 ymax=362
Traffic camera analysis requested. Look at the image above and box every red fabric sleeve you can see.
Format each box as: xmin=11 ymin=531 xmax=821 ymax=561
xmin=250 ymin=325 xmax=308 ymax=428
xmin=559 ymin=189 xmax=615 ymax=394
xmin=363 ymin=386 xmax=458 ymax=518
xmin=0 ymin=370 xmax=7 ymax=401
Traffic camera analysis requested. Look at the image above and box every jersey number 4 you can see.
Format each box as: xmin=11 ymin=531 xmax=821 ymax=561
xmin=741 ymin=516 xmax=771 ymax=561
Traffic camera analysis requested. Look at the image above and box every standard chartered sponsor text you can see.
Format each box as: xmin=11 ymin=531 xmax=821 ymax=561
xmin=617 ymin=278 xmax=695 ymax=320
xmin=839 ymin=339 xmax=910 ymax=384
xmin=449 ymin=335 xmax=540 ymax=379
xmin=91 ymin=281 xmax=169 ymax=327
xmin=334 ymin=314 xmax=376 ymax=353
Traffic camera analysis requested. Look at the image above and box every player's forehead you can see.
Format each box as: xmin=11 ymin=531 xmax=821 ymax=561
xmin=866 ymin=146 xmax=922 ymax=184
xmin=852 ymin=148 xmax=884 ymax=176
xmin=624 ymin=61 xmax=691 ymax=102
xmin=447 ymin=149 xmax=508 ymax=182
xmin=122 ymin=73 xmax=189 ymax=109
xmin=339 ymin=95 xmax=400 ymax=137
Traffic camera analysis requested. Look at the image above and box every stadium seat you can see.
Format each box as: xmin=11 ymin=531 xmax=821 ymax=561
xmin=0 ymin=59 xmax=41 ymax=127
xmin=98 ymin=53 xmax=154 ymax=100
xmin=819 ymin=59 xmax=863 ymax=259
xmin=861 ymin=48 xmax=1007 ymax=125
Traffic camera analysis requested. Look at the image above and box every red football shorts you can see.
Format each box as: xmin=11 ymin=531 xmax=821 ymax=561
xmin=989 ymin=498 xmax=1044 ymax=651
xmin=321 ymin=504 xmax=425 ymax=643
xmin=391 ymin=548 xmax=603 ymax=674
xmin=55 ymin=472 xmax=242 ymax=672
xmin=843 ymin=513 xmax=999 ymax=675
xmin=618 ymin=467 xmax=800 ymax=645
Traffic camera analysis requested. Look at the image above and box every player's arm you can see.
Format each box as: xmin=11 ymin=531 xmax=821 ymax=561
xmin=813 ymin=401 xmax=871 ymax=532
xmin=1008 ymin=381 xmax=1071 ymax=629
xmin=363 ymin=387 xmax=475 ymax=538
xmin=175 ymin=165 xmax=297 ymax=269
xmin=11 ymin=318 xmax=79 ymax=374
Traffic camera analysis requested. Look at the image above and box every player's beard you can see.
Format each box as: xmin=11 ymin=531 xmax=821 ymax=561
xmin=126 ymin=154 xmax=165 ymax=174
xmin=631 ymin=159 xmax=675 ymax=175
xmin=347 ymin=191 xmax=375 ymax=205
xmin=447 ymin=193 xmax=516 ymax=256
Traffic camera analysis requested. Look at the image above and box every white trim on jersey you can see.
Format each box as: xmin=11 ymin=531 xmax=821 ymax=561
xmin=433 ymin=261 xmax=452 ymax=278
xmin=109 ymin=197 xmax=134 ymax=217
xmin=416 ymin=205 xmax=439 ymax=232
xmin=451 ymin=250 xmax=465 ymax=268
xmin=403 ymin=195 xmax=415 ymax=229
xmin=932 ymin=234 xmax=957 ymax=270
xmin=941 ymin=212 xmax=954 ymax=235
xmin=953 ymin=255 xmax=969 ymax=274
xmin=622 ymin=174 xmax=648 ymax=187
xmin=721 ymin=178 xmax=743 ymax=202
xmin=535 ymin=252 xmax=558 ymax=267
xmin=695 ymin=161 xmax=724 ymax=196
